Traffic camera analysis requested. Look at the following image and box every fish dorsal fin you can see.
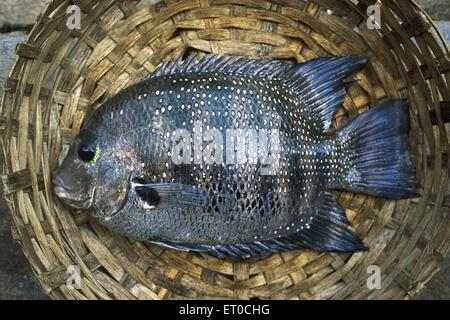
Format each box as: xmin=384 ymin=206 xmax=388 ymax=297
xmin=281 ymin=57 xmax=367 ymax=130
xmin=143 ymin=54 xmax=289 ymax=81
xmin=145 ymin=54 xmax=367 ymax=131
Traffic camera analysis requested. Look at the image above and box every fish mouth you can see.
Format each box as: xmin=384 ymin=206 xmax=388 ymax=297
xmin=52 ymin=176 xmax=95 ymax=209
xmin=52 ymin=171 xmax=132 ymax=217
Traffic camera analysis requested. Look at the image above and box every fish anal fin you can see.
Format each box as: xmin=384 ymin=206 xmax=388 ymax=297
xmin=151 ymin=193 xmax=364 ymax=259
xmin=296 ymin=192 xmax=366 ymax=252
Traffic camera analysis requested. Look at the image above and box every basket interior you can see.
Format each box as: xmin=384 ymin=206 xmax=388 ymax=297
xmin=0 ymin=0 xmax=449 ymax=300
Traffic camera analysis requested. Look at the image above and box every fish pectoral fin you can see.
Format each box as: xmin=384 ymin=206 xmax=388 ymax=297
xmin=134 ymin=183 xmax=210 ymax=208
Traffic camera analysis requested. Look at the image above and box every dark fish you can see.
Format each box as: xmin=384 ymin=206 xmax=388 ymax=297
xmin=53 ymin=55 xmax=419 ymax=259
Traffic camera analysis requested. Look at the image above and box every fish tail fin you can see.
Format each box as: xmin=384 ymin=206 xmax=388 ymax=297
xmin=331 ymin=100 xmax=419 ymax=199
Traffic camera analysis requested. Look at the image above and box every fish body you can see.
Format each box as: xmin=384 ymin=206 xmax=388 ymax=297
xmin=53 ymin=55 xmax=418 ymax=258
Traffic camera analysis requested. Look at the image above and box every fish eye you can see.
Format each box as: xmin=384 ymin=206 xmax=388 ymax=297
xmin=78 ymin=144 xmax=96 ymax=163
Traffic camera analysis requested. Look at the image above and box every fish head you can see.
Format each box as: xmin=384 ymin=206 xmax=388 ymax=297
xmin=52 ymin=131 xmax=101 ymax=210
xmin=53 ymin=128 xmax=134 ymax=221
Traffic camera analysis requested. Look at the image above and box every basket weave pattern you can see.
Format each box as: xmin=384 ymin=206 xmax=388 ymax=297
xmin=1 ymin=0 xmax=449 ymax=299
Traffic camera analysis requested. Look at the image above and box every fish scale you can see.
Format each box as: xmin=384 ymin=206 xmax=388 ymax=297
xmin=53 ymin=55 xmax=419 ymax=259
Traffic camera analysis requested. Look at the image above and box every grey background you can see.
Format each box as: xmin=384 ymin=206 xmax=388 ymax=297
xmin=0 ymin=0 xmax=449 ymax=300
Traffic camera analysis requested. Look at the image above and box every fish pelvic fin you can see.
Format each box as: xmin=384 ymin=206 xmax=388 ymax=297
xmin=331 ymin=100 xmax=420 ymax=199
xmin=150 ymin=193 xmax=366 ymax=259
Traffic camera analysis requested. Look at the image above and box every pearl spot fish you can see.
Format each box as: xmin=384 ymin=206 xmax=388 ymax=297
xmin=52 ymin=55 xmax=419 ymax=259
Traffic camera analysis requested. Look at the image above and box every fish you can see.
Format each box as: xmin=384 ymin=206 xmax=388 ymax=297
xmin=52 ymin=54 xmax=419 ymax=259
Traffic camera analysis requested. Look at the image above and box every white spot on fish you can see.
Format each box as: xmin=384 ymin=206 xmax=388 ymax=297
xmin=143 ymin=202 xmax=155 ymax=210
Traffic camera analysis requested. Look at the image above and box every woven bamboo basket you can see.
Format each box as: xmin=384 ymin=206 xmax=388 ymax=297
xmin=1 ymin=0 xmax=449 ymax=300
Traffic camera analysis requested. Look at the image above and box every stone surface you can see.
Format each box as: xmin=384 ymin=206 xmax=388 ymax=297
xmin=418 ymin=0 xmax=450 ymax=20
xmin=417 ymin=258 xmax=450 ymax=300
xmin=0 ymin=0 xmax=47 ymax=27
xmin=436 ymin=21 xmax=450 ymax=44
xmin=0 ymin=191 xmax=48 ymax=300
xmin=0 ymin=33 xmax=25 ymax=96
xmin=0 ymin=0 xmax=448 ymax=300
